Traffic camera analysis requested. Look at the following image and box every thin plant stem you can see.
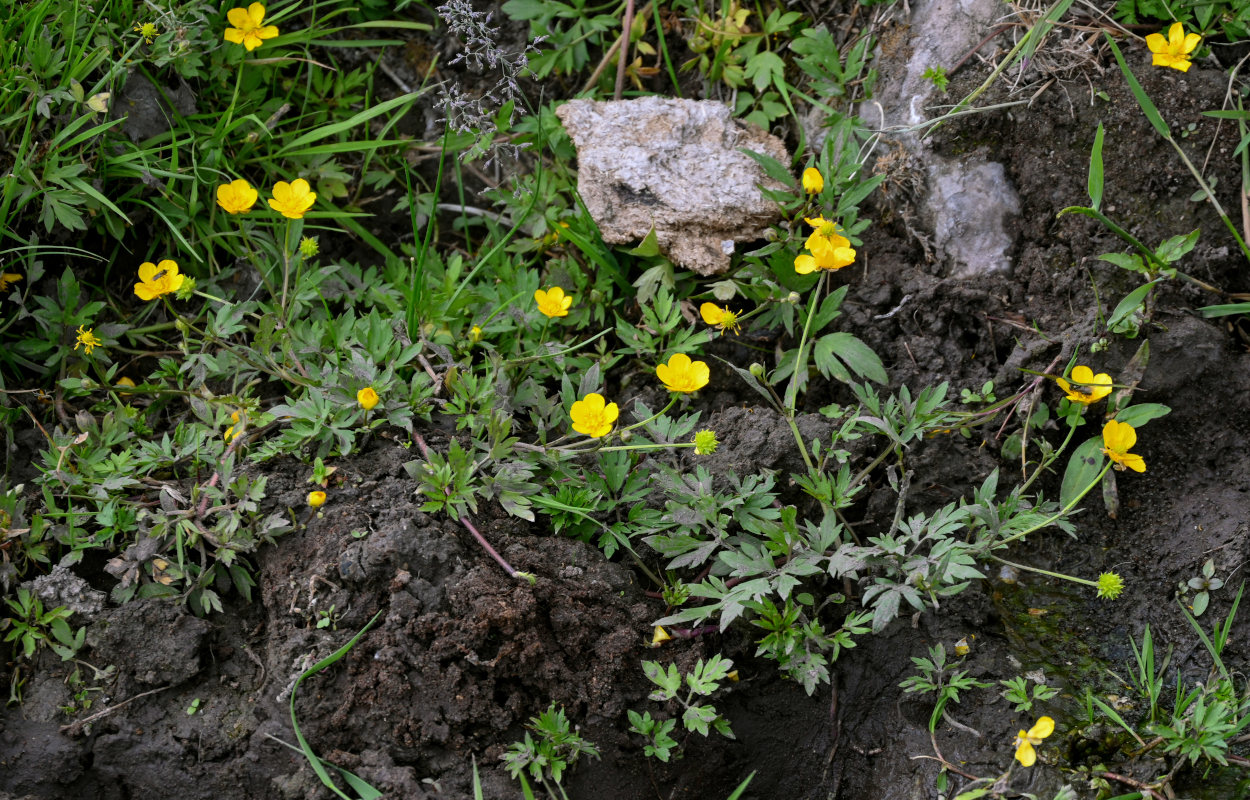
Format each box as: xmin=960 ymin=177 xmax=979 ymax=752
xmin=990 ymin=555 xmax=1099 ymax=591
xmin=991 ymin=462 xmax=1113 ymax=551
xmin=1165 ymin=135 xmax=1250 ymax=264
xmin=783 ymin=272 xmax=825 ymax=472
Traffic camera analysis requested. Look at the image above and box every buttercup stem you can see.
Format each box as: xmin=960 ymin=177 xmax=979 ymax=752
xmin=618 ymin=396 xmax=677 ymax=434
xmin=782 ymin=272 xmax=824 ymax=472
xmin=1016 ymin=414 xmax=1079 ymax=496
xmin=507 ymin=328 xmax=611 ymax=368
xmin=990 ymin=555 xmax=1099 ymax=590
xmin=1058 ymin=206 xmax=1163 ymax=271
xmin=279 ymin=219 xmax=293 ymax=320
xmin=1164 ymin=135 xmax=1250 ymax=264
xmin=993 ymin=462 xmax=1113 ymax=550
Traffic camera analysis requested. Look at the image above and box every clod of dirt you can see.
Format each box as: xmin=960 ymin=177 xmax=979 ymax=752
xmin=114 ymin=70 xmax=198 ymax=144
xmin=556 ymin=97 xmax=789 ymax=275
xmin=26 ymin=563 xmax=106 ymax=619
xmin=86 ymin=597 xmax=212 ymax=688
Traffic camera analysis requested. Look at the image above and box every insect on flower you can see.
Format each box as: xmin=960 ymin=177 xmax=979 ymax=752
xmin=1055 ymin=365 xmax=1112 ymax=405
xmin=134 ymin=259 xmax=185 ymax=300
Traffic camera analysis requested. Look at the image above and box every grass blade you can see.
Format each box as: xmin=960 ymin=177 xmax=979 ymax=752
xmin=289 ymin=609 xmax=385 ymax=799
xmin=1105 ymin=34 xmax=1171 ymax=139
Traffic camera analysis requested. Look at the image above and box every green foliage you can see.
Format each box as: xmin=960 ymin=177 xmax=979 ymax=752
xmin=999 ymin=675 xmax=1059 ymax=714
xmin=922 ymin=65 xmax=949 ymax=92
xmin=1112 ymin=0 xmax=1250 ymax=39
xmin=637 ymin=654 xmax=736 ymax=742
xmin=503 ymin=704 xmax=601 ymax=791
xmin=899 ymin=643 xmax=990 ymax=733
xmin=1180 ymin=558 xmax=1224 ymax=618
xmin=2 ymin=587 xmax=82 ymax=661
xmin=503 ymin=0 xmax=617 ymax=78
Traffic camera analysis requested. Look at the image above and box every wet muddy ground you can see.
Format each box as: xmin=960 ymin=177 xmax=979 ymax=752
xmin=5 ymin=6 xmax=1250 ymax=800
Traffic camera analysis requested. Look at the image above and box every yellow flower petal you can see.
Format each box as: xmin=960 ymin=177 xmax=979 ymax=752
xmin=795 ymin=254 xmax=818 ymax=274
xmin=802 ymin=167 xmax=823 ymax=194
xmin=570 ymin=392 xmax=618 ymax=438
xmin=700 ymin=302 xmax=723 ymax=325
xmin=535 ymin=286 xmax=572 ymax=318
xmin=1014 ymin=738 xmax=1037 ymax=767
xmin=1168 ymin=22 xmax=1186 ymax=49
xmin=227 ymin=7 xmax=252 ymax=28
xmin=1026 ymin=716 xmax=1055 ymax=740
xmin=656 ymin=353 xmax=710 ymax=393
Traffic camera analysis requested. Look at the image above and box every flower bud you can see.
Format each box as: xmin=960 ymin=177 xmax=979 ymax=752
xmin=749 ymin=362 xmax=766 ymax=380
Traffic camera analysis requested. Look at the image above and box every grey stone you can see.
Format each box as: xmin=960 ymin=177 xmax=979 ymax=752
xmin=556 ymin=97 xmax=789 ymax=275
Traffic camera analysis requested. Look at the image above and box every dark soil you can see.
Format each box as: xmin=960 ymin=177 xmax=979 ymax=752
xmin=6 ymin=13 xmax=1250 ymax=800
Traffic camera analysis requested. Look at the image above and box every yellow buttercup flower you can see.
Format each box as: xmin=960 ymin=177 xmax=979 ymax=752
xmin=74 ymin=326 xmax=102 ymax=356
xmin=357 ymin=387 xmax=379 ymax=411
xmin=1014 ymin=716 xmax=1054 ymax=767
xmin=802 ymin=167 xmax=824 ymax=194
xmin=307 ymin=490 xmax=327 ymax=508
xmin=0 ymin=273 xmax=23 ymax=292
xmin=1102 ymin=419 xmax=1146 ymax=473
xmin=216 ymin=179 xmax=258 ymax=214
xmin=795 ymin=216 xmax=856 ymax=273
xmin=224 ymin=3 xmax=279 ymax=51
xmin=134 ymin=259 xmax=185 ymax=301
xmin=1055 ymin=365 xmax=1112 ymax=405
xmin=1146 ymin=22 xmax=1200 ymax=73
xmin=699 ymin=302 xmax=740 ymax=334
xmin=651 ymin=626 xmax=672 ymax=646
xmin=570 ymin=393 xmax=619 ymax=438
xmin=267 ymin=179 xmax=316 ymax=219
xmin=224 ymin=410 xmax=244 ymax=443
xmin=534 ymin=286 xmax=573 ymax=318
xmin=656 ymin=353 xmax=710 ymax=394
